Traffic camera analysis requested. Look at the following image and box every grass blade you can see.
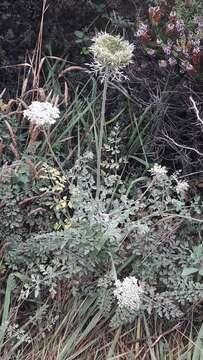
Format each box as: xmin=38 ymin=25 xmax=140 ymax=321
xmin=0 ymin=273 xmax=14 ymax=350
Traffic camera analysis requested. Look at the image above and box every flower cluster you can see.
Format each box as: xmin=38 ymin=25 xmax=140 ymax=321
xmin=23 ymin=101 xmax=60 ymax=127
xmin=136 ymin=6 xmax=203 ymax=76
xmin=89 ymin=32 xmax=134 ymax=81
xmin=175 ymin=180 xmax=189 ymax=194
xmin=163 ymin=40 xmax=173 ymax=56
xmin=149 ymin=6 xmax=161 ymax=25
xmin=149 ymin=163 xmax=167 ymax=177
xmin=114 ymin=276 xmax=143 ymax=310
xmin=136 ymin=24 xmax=151 ymax=43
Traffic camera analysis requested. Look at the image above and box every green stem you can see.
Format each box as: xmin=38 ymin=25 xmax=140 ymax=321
xmin=96 ymin=74 xmax=109 ymax=199
xmin=43 ymin=128 xmax=64 ymax=174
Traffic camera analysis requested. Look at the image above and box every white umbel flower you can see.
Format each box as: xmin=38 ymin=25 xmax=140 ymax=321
xmin=23 ymin=101 xmax=60 ymax=126
xmin=114 ymin=276 xmax=143 ymax=310
xmin=175 ymin=180 xmax=189 ymax=194
xmin=89 ymin=32 xmax=134 ymax=81
xmin=149 ymin=163 xmax=167 ymax=177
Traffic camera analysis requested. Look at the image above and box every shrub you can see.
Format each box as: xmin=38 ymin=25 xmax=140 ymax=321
xmin=136 ymin=1 xmax=203 ymax=75
xmin=123 ymin=0 xmax=203 ymax=172
xmin=4 ymin=149 xmax=202 ymax=326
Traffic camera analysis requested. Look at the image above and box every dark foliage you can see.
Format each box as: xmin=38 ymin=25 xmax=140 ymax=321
xmin=0 ymin=0 xmax=139 ymax=96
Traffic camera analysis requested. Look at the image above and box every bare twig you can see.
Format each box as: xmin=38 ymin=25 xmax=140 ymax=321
xmin=163 ymin=132 xmax=203 ymax=156
xmin=189 ymin=96 xmax=203 ymax=126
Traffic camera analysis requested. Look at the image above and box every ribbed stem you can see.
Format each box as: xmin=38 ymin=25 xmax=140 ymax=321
xmin=96 ymin=74 xmax=109 ymax=199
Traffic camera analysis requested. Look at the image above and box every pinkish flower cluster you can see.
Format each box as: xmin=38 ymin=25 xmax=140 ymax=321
xmin=194 ymin=16 xmax=203 ymax=35
xmin=163 ymin=41 xmax=173 ymax=55
xmin=136 ymin=5 xmax=202 ymax=75
xmin=136 ymin=24 xmax=151 ymax=42
xmin=168 ymin=57 xmax=177 ymax=66
xmin=175 ymin=19 xmax=185 ymax=33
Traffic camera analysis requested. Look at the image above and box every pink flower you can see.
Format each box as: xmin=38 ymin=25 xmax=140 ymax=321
xmin=136 ymin=24 xmax=151 ymax=42
xmin=168 ymin=57 xmax=177 ymax=66
xmin=181 ymin=61 xmax=197 ymax=75
xmin=192 ymin=47 xmax=200 ymax=65
xmin=159 ymin=60 xmax=167 ymax=68
xmin=163 ymin=41 xmax=172 ymax=55
xmin=170 ymin=11 xmax=177 ymax=22
xmin=176 ymin=20 xmax=185 ymax=33
xmin=149 ymin=6 xmax=161 ymax=24
xmin=174 ymin=45 xmax=182 ymax=53
xmin=146 ymin=48 xmax=156 ymax=56
xmin=166 ymin=23 xmax=175 ymax=34
xmin=136 ymin=24 xmax=149 ymax=37
xmin=193 ymin=47 xmax=200 ymax=54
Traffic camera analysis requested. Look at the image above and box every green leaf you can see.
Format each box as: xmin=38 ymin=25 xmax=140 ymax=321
xmin=198 ymin=268 xmax=203 ymax=277
xmin=193 ymin=245 xmax=203 ymax=258
xmin=0 ymin=274 xmax=15 ymax=350
xmin=74 ymin=31 xmax=85 ymax=39
xmin=192 ymin=322 xmax=203 ymax=360
xmin=182 ymin=267 xmax=198 ymax=276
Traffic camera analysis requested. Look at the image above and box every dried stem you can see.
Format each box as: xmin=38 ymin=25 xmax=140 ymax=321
xmin=43 ymin=128 xmax=64 ymax=174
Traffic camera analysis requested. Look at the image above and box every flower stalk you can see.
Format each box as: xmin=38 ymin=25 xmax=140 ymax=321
xmin=23 ymin=101 xmax=63 ymax=172
xmin=96 ymin=72 xmax=109 ymax=198
xmin=89 ymin=32 xmax=134 ymax=198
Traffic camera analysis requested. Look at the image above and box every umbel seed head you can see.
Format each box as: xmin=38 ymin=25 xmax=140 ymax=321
xmin=89 ymin=32 xmax=134 ymax=81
